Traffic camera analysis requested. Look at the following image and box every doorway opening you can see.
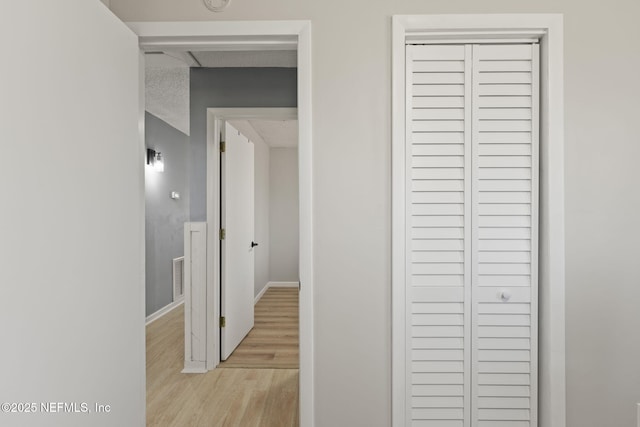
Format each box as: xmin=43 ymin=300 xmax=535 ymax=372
xmin=217 ymin=116 xmax=300 ymax=370
xmin=133 ymin=21 xmax=313 ymax=427
xmin=203 ymin=108 xmax=300 ymax=372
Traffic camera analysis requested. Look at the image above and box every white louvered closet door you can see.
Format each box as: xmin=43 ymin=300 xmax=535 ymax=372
xmin=407 ymin=44 xmax=473 ymax=427
xmin=406 ymin=43 xmax=539 ymax=427
xmin=471 ymin=44 xmax=538 ymax=427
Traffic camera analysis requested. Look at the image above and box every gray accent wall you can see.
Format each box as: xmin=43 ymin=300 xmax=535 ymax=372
xmin=269 ymin=148 xmax=299 ymax=282
xmin=145 ymin=112 xmax=190 ymax=316
xmin=189 ymin=67 xmax=297 ymax=221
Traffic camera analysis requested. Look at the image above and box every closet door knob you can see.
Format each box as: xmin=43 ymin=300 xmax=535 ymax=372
xmin=251 ymin=241 xmax=259 ymax=248
xmin=500 ymin=290 xmax=511 ymax=302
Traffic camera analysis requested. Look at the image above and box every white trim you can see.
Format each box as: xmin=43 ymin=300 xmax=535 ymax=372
xmin=296 ymin=25 xmax=315 ymax=427
xmin=145 ymin=299 xmax=184 ymax=326
xmin=408 ymin=38 xmax=539 ymax=44
xmin=181 ymin=364 xmax=207 ymax=374
xmin=406 ymin=30 xmax=546 ymax=43
xmin=254 ymin=283 xmax=270 ymax=304
xmin=391 ymin=20 xmax=407 ymax=427
xmin=206 ymin=112 xmax=221 ymax=371
xmin=137 ymin=50 xmax=147 ymax=425
xmin=268 ymin=281 xmax=300 ymax=288
xmin=392 ymin=14 xmax=565 ymax=427
xmin=182 ymin=222 xmax=207 ymax=374
xmin=172 ymin=256 xmax=185 ymax=301
xmin=129 ymin=21 xmax=303 ymax=52
xmin=255 ymin=281 xmax=300 ymax=304
xmin=531 ymin=43 xmax=541 ymax=427
xmin=128 ymin=21 xmax=314 ymax=427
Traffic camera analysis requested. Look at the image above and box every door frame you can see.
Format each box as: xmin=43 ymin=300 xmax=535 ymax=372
xmin=391 ymin=15 xmax=565 ymax=427
xmin=207 ymin=107 xmax=298 ymax=363
xmin=128 ymin=21 xmax=314 ymax=427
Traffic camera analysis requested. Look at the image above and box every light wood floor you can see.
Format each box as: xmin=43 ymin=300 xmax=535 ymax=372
xmin=146 ymin=287 xmax=299 ymax=426
xmin=219 ymin=287 xmax=299 ymax=369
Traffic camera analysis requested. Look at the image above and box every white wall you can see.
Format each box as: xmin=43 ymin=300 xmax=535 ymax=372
xmin=254 ymin=131 xmax=271 ymax=296
xmin=229 ymin=120 xmax=272 ymax=298
xmin=228 ymin=121 xmax=299 ymax=294
xmin=110 ymin=1 xmax=640 ymax=426
xmin=0 ymin=1 xmax=144 ymax=426
xmin=269 ymin=148 xmax=299 ymax=282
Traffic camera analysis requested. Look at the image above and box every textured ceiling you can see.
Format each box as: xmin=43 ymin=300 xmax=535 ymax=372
xmin=143 ymin=50 xmax=298 ymax=136
xmin=248 ymin=119 xmax=298 ymax=148
xmin=191 ymin=50 xmax=297 ymax=68
xmin=145 ymin=54 xmax=190 ymax=135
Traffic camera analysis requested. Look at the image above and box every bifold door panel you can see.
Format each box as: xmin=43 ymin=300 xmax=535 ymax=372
xmin=407 ymin=43 xmax=473 ymax=427
xmin=406 ymin=43 xmax=539 ymax=427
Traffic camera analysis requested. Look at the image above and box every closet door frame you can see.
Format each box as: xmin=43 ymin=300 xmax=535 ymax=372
xmin=391 ymin=14 xmax=566 ymax=427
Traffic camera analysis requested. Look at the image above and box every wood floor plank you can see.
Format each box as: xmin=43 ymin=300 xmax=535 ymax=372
xmin=146 ymin=287 xmax=299 ymax=426
xmin=219 ymin=287 xmax=299 ymax=369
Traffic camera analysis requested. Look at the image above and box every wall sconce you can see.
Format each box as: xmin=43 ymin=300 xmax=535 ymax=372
xmin=147 ymin=148 xmax=165 ymax=172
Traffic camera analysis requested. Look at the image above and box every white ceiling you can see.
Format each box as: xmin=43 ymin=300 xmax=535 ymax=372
xmin=248 ymin=119 xmax=298 ymax=148
xmin=145 ymin=52 xmax=189 ymax=68
xmin=229 ymin=119 xmax=298 ymax=148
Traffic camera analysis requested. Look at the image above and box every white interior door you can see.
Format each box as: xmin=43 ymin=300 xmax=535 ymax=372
xmin=221 ymin=121 xmax=255 ymax=360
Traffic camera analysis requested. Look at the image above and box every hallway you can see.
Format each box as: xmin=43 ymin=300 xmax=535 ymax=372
xmin=146 ymin=288 xmax=299 ymax=426
xmin=219 ymin=287 xmax=299 ymax=369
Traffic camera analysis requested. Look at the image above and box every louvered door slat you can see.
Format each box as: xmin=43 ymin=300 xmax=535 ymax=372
xmin=471 ymin=43 xmax=538 ymax=427
xmin=407 ymin=44 xmax=472 ymax=427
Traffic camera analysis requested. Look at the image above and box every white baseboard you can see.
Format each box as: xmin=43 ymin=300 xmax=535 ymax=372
xmin=268 ymin=281 xmax=299 ymax=288
xmin=182 ymin=361 xmax=207 ymax=374
xmin=254 ymin=283 xmax=270 ymax=304
xmin=145 ymin=297 xmax=184 ymax=325
xmin=254 ymin=281 xmax=300 ymax=304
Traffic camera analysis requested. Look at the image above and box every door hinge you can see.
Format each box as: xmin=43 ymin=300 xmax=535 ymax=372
xmin=220 ymin=140 xmax=226 ymax=153
xmin=220 ymin=316 xmax=226 ymax=327
xmin=219 ymin=228 xmax=226 ymax=240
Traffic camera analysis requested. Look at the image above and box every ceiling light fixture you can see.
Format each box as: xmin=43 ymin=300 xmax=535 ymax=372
xmin=203 ymin=0 xmax=231 ymax=12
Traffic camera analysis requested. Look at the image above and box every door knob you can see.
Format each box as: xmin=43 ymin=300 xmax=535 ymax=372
xmin=499 ymin=290 xmax=511 ymax=302
xmin=251 ymin=241 xmax=259 ymax=248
